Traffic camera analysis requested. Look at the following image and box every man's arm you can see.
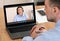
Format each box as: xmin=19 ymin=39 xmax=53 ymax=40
xmin=33 ymin=35 xmax=46 ymax=41
xmin=22 ymin=22 xmax=55 ymax=41
xmin=22 ymin=24 xmax=47 ymax=41
xmin=22 ymin=35 xmax=46 ymax=41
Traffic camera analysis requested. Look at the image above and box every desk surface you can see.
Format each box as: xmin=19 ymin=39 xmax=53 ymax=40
xmin=0 ymin=8 xmax=55 ymax=41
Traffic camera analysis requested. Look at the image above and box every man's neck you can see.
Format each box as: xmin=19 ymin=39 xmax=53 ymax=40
xmin=55 ymin=14 xmax=60 ymax=22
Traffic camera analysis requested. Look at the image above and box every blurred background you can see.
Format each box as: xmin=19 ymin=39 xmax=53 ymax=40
xmin=0 ymin=0 xmax=44 ymax=8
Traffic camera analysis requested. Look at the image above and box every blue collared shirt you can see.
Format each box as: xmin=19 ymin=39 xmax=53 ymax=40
xmin=22 ymin=20 xmax=60 ymax=41
xmin=14 ymin=13 xmax=27 ymax=22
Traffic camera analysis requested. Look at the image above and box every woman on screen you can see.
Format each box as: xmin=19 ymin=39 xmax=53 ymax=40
xmin=14 ymin=6 xmax=30 ymax=22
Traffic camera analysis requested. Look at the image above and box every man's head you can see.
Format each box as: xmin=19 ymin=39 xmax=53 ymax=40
xmin=45 ymin=0 xmax=60 ymax=22
xmin=17 ymin=6 xmax=24 ymax=16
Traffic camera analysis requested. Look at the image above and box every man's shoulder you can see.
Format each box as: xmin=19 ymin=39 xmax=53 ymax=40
xmin=33 ymin=30 xmax=53 ymax=41
xmin=34 ymin=29 xmax=60 ymax=41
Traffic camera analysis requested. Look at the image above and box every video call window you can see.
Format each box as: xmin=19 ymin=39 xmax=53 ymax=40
xmin=6 ymin=5 xmax=34 ymax=23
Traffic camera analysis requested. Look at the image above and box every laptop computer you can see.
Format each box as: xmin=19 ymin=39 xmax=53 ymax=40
xmin=3 ymin=3 xmax=36 ymax=39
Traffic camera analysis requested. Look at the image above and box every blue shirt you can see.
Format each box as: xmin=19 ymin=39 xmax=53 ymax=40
xmin=22 ymin=19 xmax=60 ymax=41
xmin=14 ymin=13 xmax=27 ymax=22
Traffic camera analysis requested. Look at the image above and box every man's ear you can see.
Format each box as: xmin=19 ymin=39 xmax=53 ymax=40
xmin=53 ymin=7 xmax=59 ymax=16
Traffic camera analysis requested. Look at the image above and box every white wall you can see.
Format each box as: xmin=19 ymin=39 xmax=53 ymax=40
xmin=0 ymin=0 xmax=44 ymax=8
xmin=34 ymin=0 xmax=44 ymax=2
xmin=3 ymin=0 xmax=20 ymax=5
xmin=0 ymin=0 xmax=3 ymax=8
xmin=19 ymin=0 xmax=34 ymax=3
xmin=0 ymin=0 xmax=34 ymax=8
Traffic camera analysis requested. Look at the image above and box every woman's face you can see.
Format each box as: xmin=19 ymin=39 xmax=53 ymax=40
xmin=18 ymin=8 xmax=23 ymax=16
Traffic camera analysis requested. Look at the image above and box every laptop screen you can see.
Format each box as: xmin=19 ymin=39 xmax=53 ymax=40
xmin=4 ymin=3 xmax=36 ymax=26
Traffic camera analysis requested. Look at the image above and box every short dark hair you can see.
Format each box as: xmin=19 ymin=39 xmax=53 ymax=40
xmin=49 ymin=0 xmax=60 ymax=9
xmin=17 ymin=6 xmax=24 ymax=15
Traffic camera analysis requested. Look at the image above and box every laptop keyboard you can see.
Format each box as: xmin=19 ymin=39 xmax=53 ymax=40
xmin=7 ymin=23 xmax=36 ymax=39
xmin=10 ymin=30 xmax=30 ymax=39
xmin=8 ymin=23 xmax=35 ymax=33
